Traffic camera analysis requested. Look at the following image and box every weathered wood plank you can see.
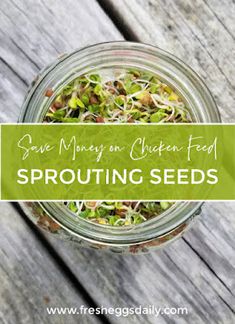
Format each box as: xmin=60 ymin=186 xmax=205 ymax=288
xmin=0 ymin=0 xmax=235 ymax=323
xmin=0 ymin=203 xmax=98 ymax=324
xmin=102 ymin=0 xmax=235 ymax=122
xmin=0 ymin=1 xmax=121 ymax=323
xmin=44 ymin=202 xmax=235 ymax=324
xmin=0 ymin=0 xmax=122 ymax=122
xmin=201 ymin=0 xmax=235 ymax=38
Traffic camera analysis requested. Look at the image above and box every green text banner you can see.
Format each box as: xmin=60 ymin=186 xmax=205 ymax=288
xmin=1 ymin=124 xmax=234 ymax=200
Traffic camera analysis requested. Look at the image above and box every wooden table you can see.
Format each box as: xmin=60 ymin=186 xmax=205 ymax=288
xmin=0 ymin=1 xmax=234 ymax=323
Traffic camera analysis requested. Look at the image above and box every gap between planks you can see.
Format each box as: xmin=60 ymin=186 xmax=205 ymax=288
xmin=11 ymin=203 xmax=112 ymax=324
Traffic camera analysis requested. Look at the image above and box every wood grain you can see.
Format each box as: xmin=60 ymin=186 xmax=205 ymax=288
xmin=103 ymin=0 xmax=235 ymax=123
xmin=0 ymin=0 xmax=121 ymax=323
xmin=44 ymin=202 xmax=235 ymax=324
xmin=0 ymin=0 xmax=122 ymax=122
xmin=0 ymin=203 xmax=98 ymax=324
xmin=0 ymin=0 xmax=235 ymax=323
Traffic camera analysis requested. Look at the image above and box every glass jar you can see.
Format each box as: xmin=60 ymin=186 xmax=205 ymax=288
xmin=18 ymin=42 xmax=221 ymax=254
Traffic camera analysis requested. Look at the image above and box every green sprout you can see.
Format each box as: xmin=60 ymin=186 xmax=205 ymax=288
xmin=44 ymin=69 xmax=192 ymax=226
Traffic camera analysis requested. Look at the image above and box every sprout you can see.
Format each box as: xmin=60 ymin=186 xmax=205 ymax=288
xmin=44 ymin=69 xmax=191 ymax=226
xmin=68 ymin=97 xmax=78 ymax=109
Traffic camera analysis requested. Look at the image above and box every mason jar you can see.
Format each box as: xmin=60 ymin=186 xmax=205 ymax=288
xmin=18 ymin=42 xmax=221 ymax=254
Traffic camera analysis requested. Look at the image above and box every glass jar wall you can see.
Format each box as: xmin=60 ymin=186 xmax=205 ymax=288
xmin=18 ymin=42 xmax=220 ymax=253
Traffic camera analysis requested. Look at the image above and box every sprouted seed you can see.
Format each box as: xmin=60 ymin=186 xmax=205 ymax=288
xmin=64 ymin=201 xmax=173 ymax=226
xmin=44 ymin=69 xmax=192 ymax=226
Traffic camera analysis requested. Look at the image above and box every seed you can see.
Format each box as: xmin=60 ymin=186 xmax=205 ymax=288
xmin=86 ymin=201 xmax=97 ymax=208
xmin=45 ymin=88 xmax=54 ymax=97
xmin=90 ymin=95 xmax=99 ymax=104
xmin=140 ymin=92 xmax=152 ymax=105
xmin=53 ymin=101 xmax=63 ymax=109
xmin=127 ymin=117 xmax=135 ymax=123
xmin=131 ymin=202 xmax=138 ymax=208
xmin=49 ymin=221 xmax=61 ymax=232
xmin=96 ymin=117 xmax=104 ymax=123
xmin=115 ymin=209 xmax=126 ymax=217
xmin=123 ymin=201 xmax=131 ymax=206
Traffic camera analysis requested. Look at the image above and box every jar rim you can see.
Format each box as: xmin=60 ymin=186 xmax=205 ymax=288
xmin=39 ymin=201 xmax=203 ymax=245
xmin=19 ymin=41 xmax=220 ymax=244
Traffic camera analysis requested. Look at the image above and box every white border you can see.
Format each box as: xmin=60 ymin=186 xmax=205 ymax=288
xmin=1 ymin=122 xmax=235 ymax=125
